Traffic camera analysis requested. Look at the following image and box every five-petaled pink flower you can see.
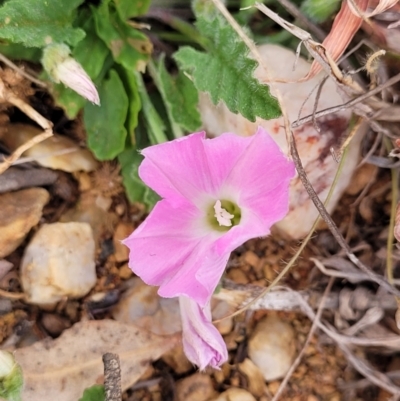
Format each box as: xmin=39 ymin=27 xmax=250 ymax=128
xmin=123 ymin=127 xmax=295 ymax=368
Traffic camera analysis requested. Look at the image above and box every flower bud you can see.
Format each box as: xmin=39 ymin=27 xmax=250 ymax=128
xmin=42 ymin=43 xmax=100 ymax=105
xmin=0 ymin=351 xmax=15 ymax=379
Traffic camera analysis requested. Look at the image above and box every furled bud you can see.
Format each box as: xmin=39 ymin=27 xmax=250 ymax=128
xmin=0 ymin=351 xmax=15 ymax=379
xmin=42 ymin=43 xmax=100 ymax=105
xmin=0 ymin=350 xmax=23 ymax=401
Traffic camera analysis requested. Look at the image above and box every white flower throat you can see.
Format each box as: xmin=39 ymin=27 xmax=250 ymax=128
xmin=213 ymin=200 xmax=234 ymax=227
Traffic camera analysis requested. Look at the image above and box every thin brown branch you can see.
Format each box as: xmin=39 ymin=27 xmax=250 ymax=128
xmin=103 ymin=353 xmax=122 ymax=401
xmin=289 ymin=131 xmax=400 ymax=298
xmin=271 ymin=278 xmax=335 ymax=401
xmin=292 ymin=71 xmax=400 ymax=128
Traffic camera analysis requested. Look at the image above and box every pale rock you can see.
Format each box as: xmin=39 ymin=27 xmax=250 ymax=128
xmin=3 ymin=124 xmax=98 ymax=172
xmin=176 ymin=373 xmax=216 ymax=401
xmin=112 ymin=277 xmax=182 ymax=335
xmin=238 ymin=358 xmax=266 ymax=397
xmin=0 ymin=188 xmax=49 ymax=258
xmin=199 ymin=44 xmax=362 ymax=239
xmin=248 ymin=314 xmax=296 ymax=381
xmin=21 ymin=222 xmax=96 ymax=305
xmin=113 ymin=222 xmax=134 ymax=263
xmin=212 ymin=388 xmax=257 ymax=401
xmin=113 ymin=278 xmax=233 ymax=337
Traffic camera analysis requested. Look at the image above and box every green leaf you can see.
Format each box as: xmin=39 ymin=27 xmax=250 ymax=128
xmin=0 ymin=42 xmax=41 ymax=61
xmin=117 ymin=66 xmax=141 ymax=144
xmin=174 ymin=14 xmax=281 ymax=122
xmin=93 ymin=1 xmax=152 ymax=72
xmin=152 ymin=56 xmax=201 ymax=134
xmin=118 ymin=147 xmax=159 ymax=209
xmin=0 ymin=365 xmax=23 ymax=401
xmin=113 ymin=0 xmax=151 ymax=19
xmin=78 ymin=385 xmax=105 ymax=401
xmin=53 ymin=16 xmax=110 ymax=119
xmin=301 ymin=0 xmax=341 ymax=22
xmin=135 ymin=72 xmax=168 ymax=145
xmin=84 ymin=69 xmax=128 ymax=160
xmin=0 ymin=0 xmax=85 ymax=47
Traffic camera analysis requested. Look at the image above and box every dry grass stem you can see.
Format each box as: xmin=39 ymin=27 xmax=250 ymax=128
xmin=0 ymin=79 xmax=53 ymax=174
xmin=271 ymin=278 xmax=335 ymax=401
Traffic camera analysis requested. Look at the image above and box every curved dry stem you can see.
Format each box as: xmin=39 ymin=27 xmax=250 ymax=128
xmin=0 ymin=53 xmax=47 ymax=88
xmin=0 ymin=92 xmax=53 ymax=174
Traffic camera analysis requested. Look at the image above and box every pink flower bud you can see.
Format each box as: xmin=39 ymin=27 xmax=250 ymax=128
xmin=179 ymin=296 xmax=228 ymax=370
xmin=42 ymin=43 xmax=100 ymax=105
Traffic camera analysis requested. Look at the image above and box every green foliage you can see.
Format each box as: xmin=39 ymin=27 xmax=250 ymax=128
xmin=93 ymin=0 xmax=152 ymax=73
xmin=0 ymin=365 xmax=23 ymax=401
xmin=174 ymin=13 xmax=281 ymax=122
xmin=119 ymin=148 xmax=159 ymax=209
xmin=78 ymin=385 xmax=105 ymax=401
xmin=114 ymin=0 xmax=151 ymax=20
xmin=0 ymin=0 xmax=85 ymax=47
xmin=84 ymin=69 xmax=128 ymax=160
xmin=136 ymin=72 xmax=168 ymax=145
xmin=152 ymin=56 xmax=201 ymax=135
xmin=301 ymin=0 xmax=341 ymax=22
xmin=117 ymin=66 xmax=142 ymax=144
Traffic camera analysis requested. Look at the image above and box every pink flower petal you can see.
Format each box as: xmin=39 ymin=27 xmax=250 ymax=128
xmin=139 ymin=130 xmax=280 ymax=207
xmin=180 ymin=296 xmax=228 ymax=370
xmin=123 ymin=199 xmax=228 ymax=306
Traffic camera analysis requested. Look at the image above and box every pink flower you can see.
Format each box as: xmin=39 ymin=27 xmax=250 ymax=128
xmin=179 ymin=296 xmax=228 ymax=369
xmin=123 ymin=127 xmax=295 ymax=307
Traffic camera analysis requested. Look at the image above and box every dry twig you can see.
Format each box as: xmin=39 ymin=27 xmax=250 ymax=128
xmin=102 ymin=353 xmax=122 ymax=401
xmin=271 ymin=278 xmax=335 ymax=401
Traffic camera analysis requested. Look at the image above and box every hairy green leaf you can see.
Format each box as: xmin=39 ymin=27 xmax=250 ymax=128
xmin=84 ymin=69 xmax=128 ymax=160
xmin=78 ymin=385 xmax=105 ymax=401
xmin=0 ymin=0 xmax=85 ymax=47
xmin=113 ymin=0 xmax=151 ymax=20
xmin=153 ymin=56 xmax=201 ymax=134
xmin=174 ymin=14 xmax=281 ymax=122
xmin=0 ymin=42 xmax=41 ymax=61
xmin=93 ymin=1 xmax=152 ymax=72
xmin=119 ymin=147 xmax=159 ymax=209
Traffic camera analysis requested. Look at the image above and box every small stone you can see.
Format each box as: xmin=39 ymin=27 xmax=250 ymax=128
xmin=0 ymin=188 xmax=49 ymax=258
xmin=21 ymin=222 xmax=96 ymax=305
xmin=243 ymin=251 xmax=260 ymax=268
xmin=112 ymin=278 xmax=181 ymax=335
xmin=162 ymin=345 xmax=193 ymax=374
xmin=212 ymin=299 xmax=235 ymax=335
xmin=248 ymin=314 xmax=296 ymax=381
xmin=212 ymin=388 xmax=256 ymax=401
xmin=176 ymin=373 xmax=215 ymax=401
xmin=113 ymin=222 xmax=133 ymax=263
xmin=238 ymin=358 xmax=266 ymax=397
xmin=41 ymin=313 xmax=71 ymax=336
xmin=4 ymin=124 xmax=98 ymax=172
xmin=118 ymin=264 xmax=132 ymax=280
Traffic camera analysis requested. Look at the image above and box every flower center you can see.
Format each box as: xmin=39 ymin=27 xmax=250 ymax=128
xmin=207 ymin=199 xmax=241 ymax=232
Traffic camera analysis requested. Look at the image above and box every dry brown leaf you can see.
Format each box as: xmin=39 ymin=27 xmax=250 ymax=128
xmin=14 ymin=319 xmax=179 ymax=401
xmin=307 ymin=0 xmax=369 ymax=79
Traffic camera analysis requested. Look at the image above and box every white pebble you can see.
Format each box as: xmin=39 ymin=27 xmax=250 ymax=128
xmin=21 ymin=222 xmax=96 ymax=305
xmin=248 ymin=314 xmax=296 ymax=381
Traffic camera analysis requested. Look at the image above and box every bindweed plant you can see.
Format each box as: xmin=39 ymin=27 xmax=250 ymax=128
xmin=0 ymin=0 xmax=284 ymax=209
